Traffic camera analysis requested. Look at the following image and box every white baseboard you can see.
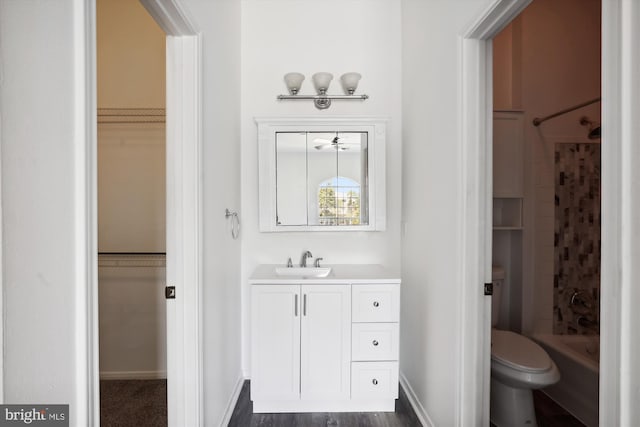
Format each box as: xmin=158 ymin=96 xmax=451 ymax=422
xmin=400 ymin=372 xmax=434 ymax=427
xmin=100 ymin=370 xmax=167 ymax=380
xmin=220 ymin=375 xmax=246 ymax=427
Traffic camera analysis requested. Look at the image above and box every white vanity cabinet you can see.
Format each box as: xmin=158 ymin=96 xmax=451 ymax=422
xmin=249 ymin=265 xmax=401 ymax=413
xmin=251 ymin=284 xmax=351 ymax=411
xmin=250 ymin=285 xmax=301 ymax=402
xmin=351 ymin=284 xmax=400 ymax=403
xmin=300 ymin=285 xmax=352 ymax=401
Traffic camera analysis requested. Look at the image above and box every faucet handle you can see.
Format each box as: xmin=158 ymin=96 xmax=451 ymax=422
xmin=287 ymin=257 xmax=293 ymax=268
xmin=314 ymin=258 xmax=324 ymax=268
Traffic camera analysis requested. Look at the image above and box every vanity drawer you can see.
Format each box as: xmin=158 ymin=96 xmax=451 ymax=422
xmin=351 ymin=361 xmax=399 ymax=399
xmin=352 ymin=284 xmax=400 ymax=322
xmin=352 ymin=323 xmax=399 ymax=361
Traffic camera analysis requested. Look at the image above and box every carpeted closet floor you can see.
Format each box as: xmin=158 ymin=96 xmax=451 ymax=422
xmin=100 ymin=379 xmax=167 ymax=427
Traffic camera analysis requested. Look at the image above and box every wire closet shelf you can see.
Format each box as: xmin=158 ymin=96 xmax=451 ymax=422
xmin=98 ymin=108 xmax=166 ymax=124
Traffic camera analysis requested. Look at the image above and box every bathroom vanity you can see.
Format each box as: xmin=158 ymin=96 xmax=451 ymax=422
xmin=249 ymin=264 xmax=401 ymax=413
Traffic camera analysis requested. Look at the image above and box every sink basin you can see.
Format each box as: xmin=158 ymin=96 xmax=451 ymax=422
xmin=275 ymin=267 xmax=332 ymax=278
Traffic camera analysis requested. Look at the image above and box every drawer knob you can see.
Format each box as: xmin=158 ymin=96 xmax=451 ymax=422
xmin=372 ymin=340 xmax=379 ymax=346
xmin=373 ymin=301 xmax=380 ymax=307
xmin=372 ymin=379 xmax=378 ymax=385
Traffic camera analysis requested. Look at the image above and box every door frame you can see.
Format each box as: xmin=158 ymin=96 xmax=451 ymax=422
xmin=80 ymin=0 xmax=204 ymax=425
xmin=599 ymin=1 xmax=640 ymax=425
xmin=457 ymin=1 xmax=531 ymax=425
xmin=459 ymin=0 xmax=639 ymax=426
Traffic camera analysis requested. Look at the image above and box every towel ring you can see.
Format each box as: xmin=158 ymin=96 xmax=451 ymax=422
xmin=225 ymin=209 xmax=240 ymax=239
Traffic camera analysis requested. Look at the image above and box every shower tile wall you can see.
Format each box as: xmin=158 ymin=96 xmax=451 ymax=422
xmin=553 ymin=143 xmax=601 ymax=335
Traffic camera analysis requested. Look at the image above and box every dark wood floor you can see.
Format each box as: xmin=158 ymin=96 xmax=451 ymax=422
xmin=98 ymin=379 xmax=585 ymax=427
xmin=229 ymin=382 xmax=588 ymax=427
xmin=533 ymin=390 xmax=586 ymax=427
xmin=227 ymin=381 xmax=422 ymax=427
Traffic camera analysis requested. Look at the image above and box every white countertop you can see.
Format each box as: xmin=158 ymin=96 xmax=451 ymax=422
xmin=249 ymin=264 xmax=401 ymax=285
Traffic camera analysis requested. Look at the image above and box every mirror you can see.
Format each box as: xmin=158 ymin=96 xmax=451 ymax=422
xmin=276 ymin=132 xmax=368 ymax=226
xmin=257 ymin=118 xmax=386 ymax=232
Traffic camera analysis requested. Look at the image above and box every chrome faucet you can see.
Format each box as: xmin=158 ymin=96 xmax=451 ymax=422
xmin=300 ymin=250 xmax=313 ymax=267
xmin=314 ymin=257 xmax=324 ymax=268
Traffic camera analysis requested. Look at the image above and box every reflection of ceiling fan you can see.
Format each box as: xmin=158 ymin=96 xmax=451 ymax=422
xmin=313 ymin=134 xmax=353 ymax=151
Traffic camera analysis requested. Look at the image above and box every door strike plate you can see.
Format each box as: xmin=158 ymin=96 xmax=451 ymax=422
xmin=165 ymin=286 xmax=176 ymax=299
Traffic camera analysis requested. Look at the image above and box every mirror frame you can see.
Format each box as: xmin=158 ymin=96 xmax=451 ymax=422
xmin=256 ymin=117 xmax=387 ymax=232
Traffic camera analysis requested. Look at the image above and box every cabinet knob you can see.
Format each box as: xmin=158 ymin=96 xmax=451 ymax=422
xmin=372 ymin=340 xmax=379 ymax=346
xmin=372 ymin=379 xmax=378 ymax=385
xmin=373 ymin=301 xmax=380 ymax=307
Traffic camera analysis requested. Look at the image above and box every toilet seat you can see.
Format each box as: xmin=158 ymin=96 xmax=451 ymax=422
xmin=491 ymin=329 xmax=551 ymax=373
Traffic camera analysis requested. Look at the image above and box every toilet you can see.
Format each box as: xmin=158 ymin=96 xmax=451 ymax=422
xmin=490 ymin=266 xmax=560 ymax=427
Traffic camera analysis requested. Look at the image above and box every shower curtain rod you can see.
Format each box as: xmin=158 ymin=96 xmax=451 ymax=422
xmin=532 ymin=97 xmax=601 ymax=127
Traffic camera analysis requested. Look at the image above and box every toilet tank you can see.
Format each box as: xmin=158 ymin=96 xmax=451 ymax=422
xmin=491 ymin=266 xmax=505 ymax=327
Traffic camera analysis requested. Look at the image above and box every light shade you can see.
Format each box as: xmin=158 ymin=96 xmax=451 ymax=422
xmin=284 ymin=72 xmax=305 ymax=95
xmin=312 ymin=72 xmax=333 ymax=94
xmin=341 ymin=72 xmax=362 ymax=95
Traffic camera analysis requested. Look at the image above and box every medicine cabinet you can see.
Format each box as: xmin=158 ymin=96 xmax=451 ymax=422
xmin=256 ymin=117 xmax=387 ymax=232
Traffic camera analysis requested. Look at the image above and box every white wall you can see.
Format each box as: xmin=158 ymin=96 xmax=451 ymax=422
xmin=241 ymin=0 xmax=402 ymax=375
xmin=493 ymin=0 xmax=601 ymax=334
xmin=0 ymin=0 xmax=81 ymax=411
xmin=400 ymin=0 xmax=494 ymax=424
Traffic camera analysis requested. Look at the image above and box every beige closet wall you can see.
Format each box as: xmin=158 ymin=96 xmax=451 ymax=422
xmin=97 ymin=0 xmax=167 ymax=379
xmin=97 ymin=0 xmax=165 ymax=109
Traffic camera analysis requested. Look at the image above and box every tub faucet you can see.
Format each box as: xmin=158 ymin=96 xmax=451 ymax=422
xmin=576 ymin=315 xmax=599 ymax=333
xmin=300 ymin=251 xmax=313 ymax=267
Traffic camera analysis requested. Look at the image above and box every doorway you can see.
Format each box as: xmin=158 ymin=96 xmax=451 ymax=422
xmin=88 ymin=0 xmax=204 ymax=425
xmin=97 ymin=0 xmax=167 ymax=424
xmin=455 ymin=0 xmax=640 ymax=426
xmin=490 ymin=2 xmax=601 ymax=426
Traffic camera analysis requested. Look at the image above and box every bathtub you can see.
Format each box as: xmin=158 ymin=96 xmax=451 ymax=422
xmin=534 ymin=334 xmax=599 ymax=427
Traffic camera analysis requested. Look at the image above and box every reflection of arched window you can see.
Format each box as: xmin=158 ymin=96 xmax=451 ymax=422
xmin=318 ymin=177 xmax=361 ymax=225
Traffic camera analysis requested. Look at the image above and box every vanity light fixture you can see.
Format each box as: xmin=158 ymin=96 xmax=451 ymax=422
xmin=278 ymin=72 xmax=369 ymax=110
xmin=284 ymin=72 xmax=305 ymax=95
xmin=340 ymin=72 xmax=361 ymax=95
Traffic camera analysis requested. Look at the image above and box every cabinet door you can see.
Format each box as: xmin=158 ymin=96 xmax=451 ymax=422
xmin=493 ymin=111 xmax=524 ymax=197
xmin=300 ymin=284 xmax=351 ymax=400
xmin=251 ymin=285 xmax=300 ymax=401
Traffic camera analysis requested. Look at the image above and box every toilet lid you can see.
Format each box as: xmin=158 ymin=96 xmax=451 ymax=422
xmin=491 ymin=330 xmax=552 ymax=373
